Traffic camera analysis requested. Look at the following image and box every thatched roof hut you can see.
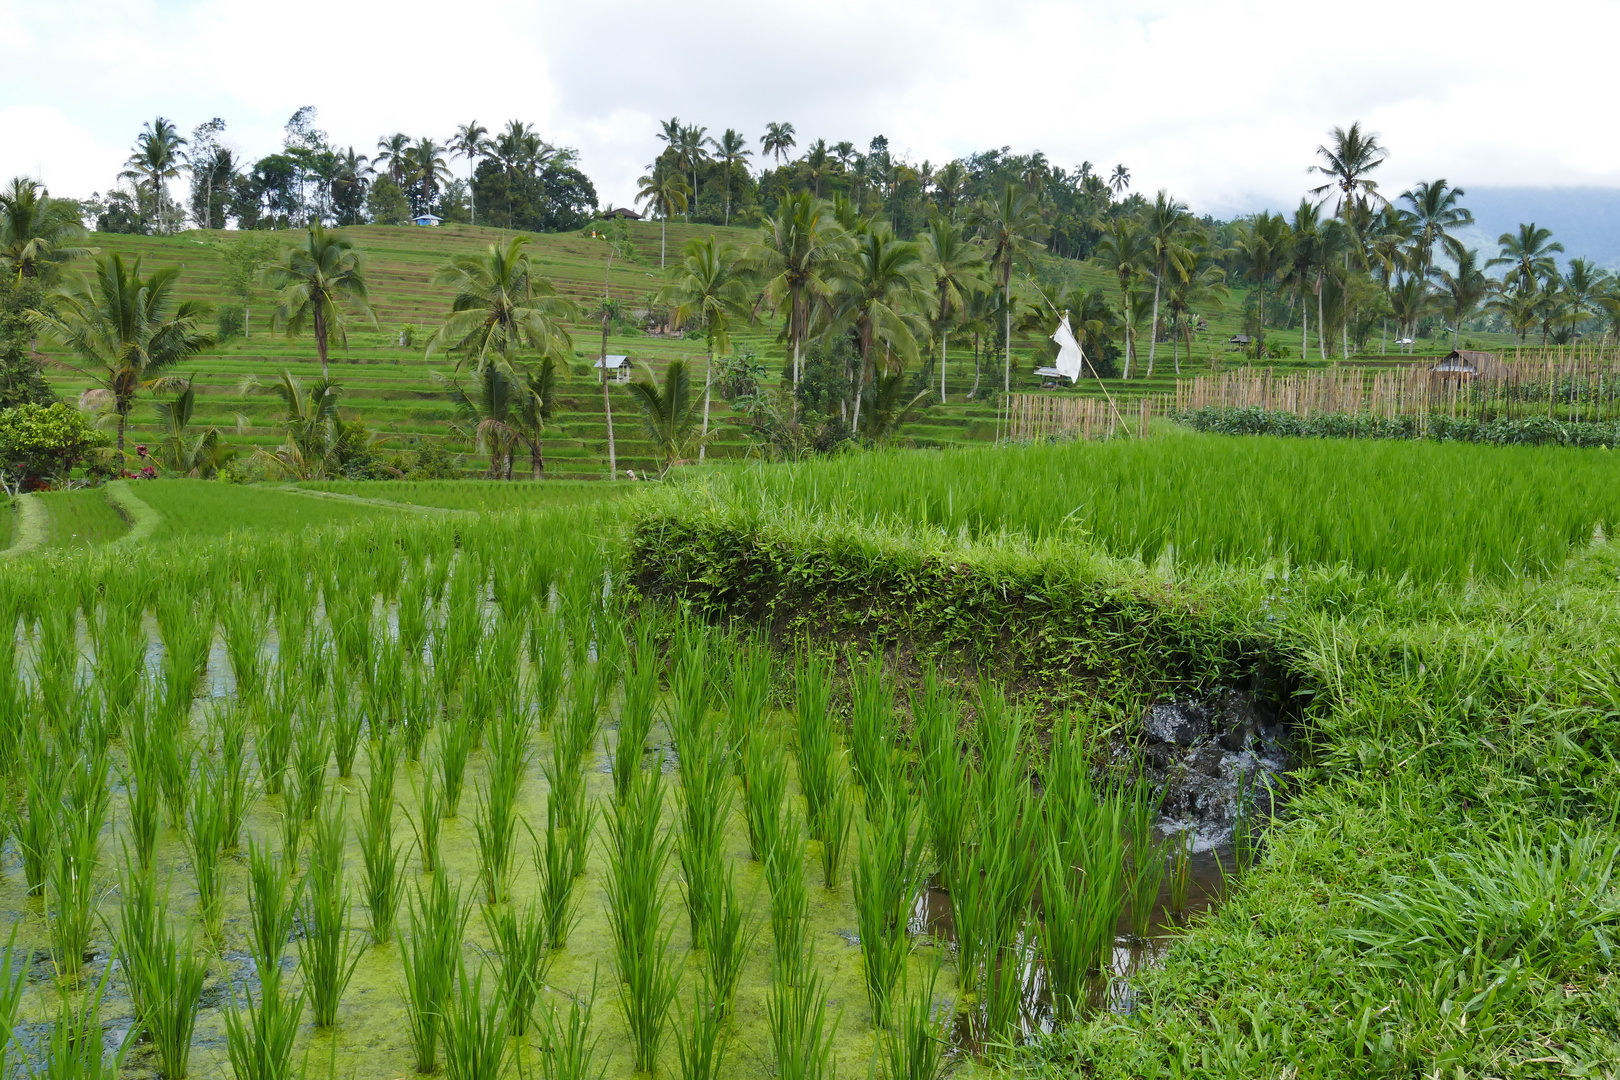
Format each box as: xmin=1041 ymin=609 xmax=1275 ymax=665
xmin=1431 ymin=349 xmax=1505 ymax=378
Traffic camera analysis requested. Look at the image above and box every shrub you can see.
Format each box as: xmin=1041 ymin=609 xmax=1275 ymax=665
xmin=0 ymin=401 xmax=110 ymax=492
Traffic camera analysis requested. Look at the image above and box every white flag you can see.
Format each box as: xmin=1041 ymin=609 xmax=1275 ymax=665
xmin=1050 ymin=314 xmax=1085 ymax=383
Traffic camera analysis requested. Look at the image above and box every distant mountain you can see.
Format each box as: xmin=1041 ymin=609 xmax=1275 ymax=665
xmin=1448 ymin=187 xmax=1620 ymax=270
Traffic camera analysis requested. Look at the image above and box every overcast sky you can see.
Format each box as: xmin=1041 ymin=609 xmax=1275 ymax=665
xmin=4 ymin=0 xmax=1619 ymax=221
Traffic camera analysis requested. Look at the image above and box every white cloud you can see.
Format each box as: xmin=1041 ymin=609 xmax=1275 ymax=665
xmin=3 ymin=0 xmax=1618 ymax=217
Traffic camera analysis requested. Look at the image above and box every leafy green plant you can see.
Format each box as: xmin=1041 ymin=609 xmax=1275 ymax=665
xmin=853 ymin=781 xmax=928 ymax=1028
xmin=401 ymin=871 xmax=468 ymax=1073
xmin=0 ymin=924 xmax=29 ymax=1080
xmin=881 ymin=957 xmax=948 ymax=1080
xmin=360 ymin=733 xmax=406 ymax=943
xmin=483 ymin=898 xmax=552 ymax=1037
xmin=538 ymin=976 xmax=604 ymax=1080
xmin=38 ymin=965 xmax=133 ymax=1080
xmin=407 ymin=762 xmax=444 ymax=874
xmin=298 ymin=796 xmax=363 ymax=1028
xmin=768 ymin=950 xmax=838 ymax=1080
xmin=742 ymin=723 xmax=788 ymax=862
xmin=793 ymin=650 xmax=840 ymax=842
xmin=440 ymin=961 xmax=508 ymax=1080
xmin=674 ymin=984 xmax=728 ymax=1080
xmin=604 ymin=769 xmax=680 ymax=1074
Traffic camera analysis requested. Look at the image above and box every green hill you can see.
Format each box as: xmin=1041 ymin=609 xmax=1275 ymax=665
xmin=45 ymin=222 xmax=1504 ymax=477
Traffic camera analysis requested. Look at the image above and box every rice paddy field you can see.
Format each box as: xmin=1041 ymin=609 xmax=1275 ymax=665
xmin=4 ymin=429 xmax=1620 ymax=1078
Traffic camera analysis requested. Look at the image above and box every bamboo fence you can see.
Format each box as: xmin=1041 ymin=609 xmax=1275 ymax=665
xmin=1004 ymin=394 xmax=1153 ymax=441
xmin=1167 ymin=347 xmax=1620 ymax=428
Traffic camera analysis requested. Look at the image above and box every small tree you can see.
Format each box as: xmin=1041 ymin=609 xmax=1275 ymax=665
xmin=0 ymin=401 xmax=109 ymax=495
xmin=625 ymin=359 xmax=707 ymax=478
xmin=219 ymin=234 xmax=278 ymax=339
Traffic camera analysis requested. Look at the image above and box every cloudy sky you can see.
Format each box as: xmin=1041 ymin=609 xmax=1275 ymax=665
xmin=4 ymin=0 xmax=1618 ymax=222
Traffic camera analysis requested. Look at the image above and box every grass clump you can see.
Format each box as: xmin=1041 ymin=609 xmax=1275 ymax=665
xmin=604 ymin=770 xmax=680 ymax=1075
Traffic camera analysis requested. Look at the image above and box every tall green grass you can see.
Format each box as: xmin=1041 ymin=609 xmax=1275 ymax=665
xmin=704 ymin=435 xmax=1620 ymax=581
xmin=604 ymin=770 xmax=680 ymax=1074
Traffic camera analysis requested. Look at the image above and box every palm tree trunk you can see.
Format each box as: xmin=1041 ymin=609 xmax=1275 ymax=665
xmin=699 ymin=346 xmax=712 ymax=462
xmin=1148 ymin=276 xmax=1161 ymax=376
xmin=1342 ymin=252 xmax=1350 ymax=360
xmin=970 ymin=333 xmax=981 ymax=399
xmin=1003 ymin=286 xmax=1012 ymax=397
xmin=1316 ymin=276 xmax=1327 ymax=361
xmin=940 ymin=335 xmax=947 ymax=403
xmin=314 ymin=305 xmax=330 ymax=380
xmin=532 ymin=437 xmax=544 ymax=478
xmin=660 ymin=222 xmax=666 ymax=270
xmin=1301 ymin=290 xmax=1308 ymax=358
xmin=601 ymin=316 xmax=617 ymax=480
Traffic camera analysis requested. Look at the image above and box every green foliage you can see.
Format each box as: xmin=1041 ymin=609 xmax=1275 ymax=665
xmin=1184 ymin=404 xmax=1620 ymax=448
xmin=0 ymin=275 xmax=56 ymax=408
xmin=0 ymin=401 xmax=109 ymax=489
xmin=364 ymin=175 xmax=412 ymax=226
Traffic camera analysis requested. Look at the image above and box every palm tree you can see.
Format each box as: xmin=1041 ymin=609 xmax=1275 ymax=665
xmin=425 ymin=235 xmax=575 ymax=373
xmin=29 ymin=253 xmax=212 ymax=453
xmin=592 ymin=295 xmax=625 ymax=479
xmin=1401 ymin=180 xmax=1472 ymax=282
xmin=804 ymin=140 xmax=832 ymax=198
xmin=1387 ymin=275 xmax=1429 ymax=354
xmin=1108 ymin=165 xmax=1130 ymax=198
xmin=859 ymin=366 xmax=930 ymax=443
xmin=760 ymin=123 xmax=797 ymax=166
xmin=437 ymin=363 xmax=517 ymax=478
xmin=122 ymin=118 xmax=186 ymax=233
xmin=1488 ymin=223 xmax=1564 ymax=292
xmin=919 ymin=211 xmax=985 ymax=401
xmin=0 ymin=178 xmax=91 ymax=282
xmin=626 ymin=358 xmax=706 ymax=477
xmin=239 ymin=370 xmax=342 ymax=478
xmin=152 ymin=376 xmax=241 ymax=477
xmin=831 ymin=225 xmax=928 ymax=432
xmin=408 ymin=139 xmax=451 ymax=212
xmin=933 ymin=162 xmax=966 ymax=214
xmin=1096 ymin=217 xmax=1147 ymax=377
xmin=1432 ymin=248 xmax=1490 ymax=349
xmin=1164 ymin=255 xmax=1228 ymax=373
xmin=674 ymin=126 xmax=712 ymax=221
xmin=263 ymin=226 xmax=376 ymax=380
xmin=1141 ymin=191 xmax=1196 ymax=374
xmin=714 ymin=130 xmax=752 ymax=225
xmin=507 ymin=357 xmax=558 ymax=478
xmin=1486 ymin=277 xmax=1542 ymax=348
xmin=970 ymin=185 xmax=1047 ymax=396
xmin=635 ymin=162 xmax=690 ymax=269
xmin=1311 ymin=122 xmax=1387 ymax=358
xmin=451 ymin=122 xmax=491 ymax=225
xmin=752 ymin=193 xmax=847 ymax=399
xmin=1232 ymin=211 xmax=1290 ymax=359
xmin=1058 ymin=284 xmax=1120 ymax=376
xmin=1559 ymin=257 xmax=1608 ymax=340
xmin=375 ymin=134 xmax=413 ymax=186
xmin=658 ymin=237 xmax=753 ymax=459
xmin=1364 ymin=205 xmax=1416 ymax=353
xmin=1283 ymin=200 xmax=1323 ymax=359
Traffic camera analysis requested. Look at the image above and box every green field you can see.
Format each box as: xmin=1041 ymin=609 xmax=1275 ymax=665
xmin=36 ymin=487 xmax=132 ymax=548
xmin=41 ymin=222 xmax=1509 ymax=480
xmin=297 ymin=478 xmax=633 ymax=511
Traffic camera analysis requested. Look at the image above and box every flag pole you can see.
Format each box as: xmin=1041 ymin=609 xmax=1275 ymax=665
xmin=1024 ymin=272 xmax=1129 ymax=432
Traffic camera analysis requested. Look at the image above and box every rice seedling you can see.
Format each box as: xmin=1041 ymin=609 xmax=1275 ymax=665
xmin=91 ymin=601 xmax=144 ymax=729
xmin=401 ymin=871 xmax=469 ymax=1074
xmin=604 ymin=769 xmax=680 ymax=1075
xmin=529 ymin=610 xmax=567 ymax=733
xmin=741 ymin=723 xmax=788 ymax=862
xmin=406 ymin=766 xmax=444 ymax=875
xmin=117 ymin=883 xmax=209 ymax=1079
xmin=853 ymin=781 xmax=928 ymax=1028
xmin=698 ymin=858 xmax=757 ymax=1018
xmin=768 ymin=950 xmax=838 ymax=1080
xmin=222 ymin=588 xmax=266 ymax=702
xmin=331 ymin=684 xmax=364 ymax=778
xmin=482 ymin=898 xmax=552 ymax=1036
xmin=473 ymin=767 xmax=523 ymax=905
xmin=222 ymin=968 xmax=305 ymax=1080
xmin=1167 ymin=828 xmax=1194 ymax=919
xmin=538 ymin=978 xmax=603 ymax=1080
xmin=360 ymin=736 xmax=406 ymax=944
xmin=50 ymin=754 xmax=109 ymax=981
xmin=675 ymin=716 xmax=733 ymax=949
xmin=723 ymin=637 xmax=772 ymax=771
xmin=914 ymin=671 xmax=973 ymax=886
xmin=441 ymin=960 xmax=508 ymax=1080
xmin=155 ymin=716 xmax=195 ymax=829
xmin=0 ymin=924 xmax=26 ymax=1080
xmin=1126 ymin=777 xmax=1168 ymax=941
xmin=158 ymin=594 xmax=210 ymax=720
xmin=532 ymin=796 xmax=590 ymax=950
xmin=299 ymin=796 xmax=363 ymax=1028
xmin=291 ymin=694 xmax=332 ymax=823
xmin=19 ymin=739 xmax=60 ymax=897
xmin=397 ymin=566 xmax=430 ymax=661
xmin=818 ymin=785 xmax=853 ymax=890
xmin=763 ymin=805 xmax=810 ymax=984
xmin=1230 ymin=769 xmax=1258 ymax=874
xmin=185 ymin=753 xmax=232 ymax=939
xmin=880 ymin=956 xmax=949 ymax=1080
xmin=244 ymin=837 xmax=299 ymax=997
xmin=38 ymin=965 xmax=133 ymax=1080
xmin=255 ymin=689 xmax=295 ymax=797
xmin=793 ymin=650 xmax=841 ymax=841
xmin=612 ymin=622 xmax=659 ymax=804
xmin=849 ymin=651 xmax=898 ymax=796
xmin=399 ymin=664 xmax=432 ymax=762
xmin=438 ymin=711 xmax=474 ymax=818
xmin=674 ymin=984 xmax=728 ymax=1080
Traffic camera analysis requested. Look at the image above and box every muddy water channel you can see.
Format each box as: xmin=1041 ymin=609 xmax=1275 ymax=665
xmin=0 ymin=575 xmax=1290 ymax=1079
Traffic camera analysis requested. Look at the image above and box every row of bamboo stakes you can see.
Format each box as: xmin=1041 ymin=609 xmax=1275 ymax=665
xmin=1009 ymin=347 xmax=1620 ymax=440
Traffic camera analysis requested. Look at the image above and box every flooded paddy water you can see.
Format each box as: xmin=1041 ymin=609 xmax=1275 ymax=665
xmin=0 ymin=533 xmax=1289 ymax=1080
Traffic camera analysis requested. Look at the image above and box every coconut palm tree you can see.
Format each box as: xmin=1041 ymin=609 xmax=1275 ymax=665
xmin=858 ymin=365 xmax=930 ymax=443
xmin=1559 ymin=257 xmax=1608 ymax=340
xmin=374 ymin=134 xmax=413 ymax=186
xmin=714 ymin=129 xmax=752 ymax=225
xmin=1486 ymin=277 xmax=1542 ymax=348
xmin=752 ymin=193 xmax=847 ymax=399
xmin=635 ymin=162 xmax=690 ymax=269
xmin=29 ymin=253 xmax=212 ymax=453
xmin=674 ymin=126 xmax=712 ymax=221
xmin=1058 ymin=285 xmax=1120 ymax=376
xmin=239 ymin=370 xmax=343 ymax=478
xmin=1232 ymin=211 xmax=1290 ymax=359
xmin=830 ymin=224 xmax=928 ymax=431
xmin=1433 ymin=248 xmax=1491 ymax=349
xmin=970 ymin=184 xmax=1046 ymax=395
xmin=437 ymin=363 xmax=517 ymax=478
xmin=507 ymin=357 xmax=558 ymax=478
xmin=451 ymin=121 xmax=491 ymax=225
xmin=0 ymin=178 xmax=91 ymax=282
xmin=1387 ymin=274 xmax=1429 ymax=354
xmin=408 ymin=139 xmax=451 ymax=213
xmin=263 ymin=226 xmax=376 ymax=380
xmin=122 ymin=118 xmax=186 ymax=233
xmin=1489 ymin=223 xmax=1564 ymax=292
xmin=626 ymin=358 xmax=706 ymax=477
xmin=1283 ymin=200 xmax=1323 ymax=359
xmin=918 ymin=211 xmax=986 ymax=401
xmin=1165 ymin=252 xmax=1228 ymax=373
xmin=591 ymin=295 xmax=625 ymax=478
xmin=933 ymin=162 xmax=967 ymax=214
xmin=804 ymin=139 xmax=833 ymax=198
xmin=1401 ymin=179 xmax=1472 ymax=282
xmin=425 ymin=235 xmax=575 ymax=373
xmin=1141 ymin=191 xmax=1197 ymax=374
xmin=1096 ymin=217 xmax=1147 ymax=377
xmin=1364 ymin=205 xmax=1416 ymax=353
xmin=1108 ymin=164 xmax=1130 ymax=198
xmin=658 ymin=237 xmax=753 ymax=458
xmin=1311 ymin=122 xmax=1387 ymax=358
xmin=760 ymin=123 xmax=797 ymax=167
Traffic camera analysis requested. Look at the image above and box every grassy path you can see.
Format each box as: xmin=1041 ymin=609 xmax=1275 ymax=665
xmin=1 ymin=495 xmax=45 ymax=558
